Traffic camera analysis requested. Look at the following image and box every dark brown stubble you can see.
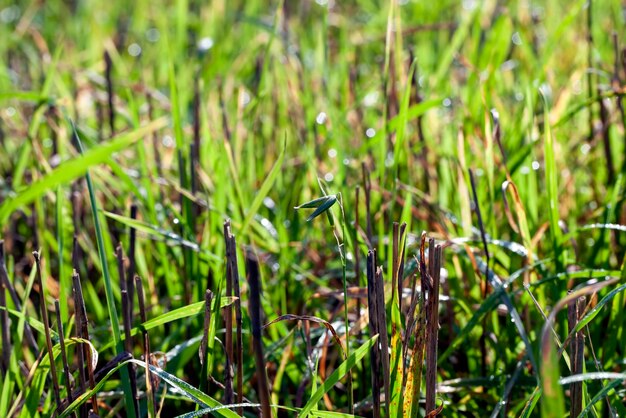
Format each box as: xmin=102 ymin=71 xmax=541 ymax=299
xmin=425 ymin=244 xmax=442 ymax=414
xmin=33 ymin=252 xmax=62 ymax=412
xmin=568 ymin=295 xmax=585 ymax=418
xmin=135 ymin=275 xmax=157 ymax=414
xmin=55 ymin=299 xmax=76 ymax=418
xmin=366 ymin=250 xmax=381 ymax=418
xmin=223 ymin=222 xmax=235 ymax=406
xmin=246 ymin=253 xmax=272 ymax=418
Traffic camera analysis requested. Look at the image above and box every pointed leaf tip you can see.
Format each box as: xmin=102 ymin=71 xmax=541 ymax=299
xmin=295 ymin=195 xmax=332 ymax=210
xmin=305 ymin=195 xmax=337 ymax=222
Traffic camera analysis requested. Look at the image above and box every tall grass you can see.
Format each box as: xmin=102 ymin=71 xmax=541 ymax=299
xmin=1 ymin=0 xmax=626 ymax=417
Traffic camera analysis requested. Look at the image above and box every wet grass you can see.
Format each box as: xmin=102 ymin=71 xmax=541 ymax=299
xmin=1 ymin=0 xmax=626 ymax=417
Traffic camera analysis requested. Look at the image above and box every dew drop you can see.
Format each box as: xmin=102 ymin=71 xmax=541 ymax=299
xmin=128 ymin=43 xmax=142 ymax=57
xmin=197 ymin=37 xmax=214 ymax=52
xmin=580 ymin=143 xmax=591 ymax=155
xmin=162 ymin=135 xmax=174 ymax=148
xmin=146 ymin=28 xmax=160 ymax=42
xmin=0 ymin=6 xmax=20 ymax=23
xmin=240 ymin=91 xmax=251 ymax=107
xmin=263 ymin=197 xmax=276 ymax=210
xmin=363 ymin=91 xmax=379 ymax=107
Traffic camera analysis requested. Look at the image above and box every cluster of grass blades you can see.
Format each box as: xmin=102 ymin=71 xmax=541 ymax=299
xmin=1 ymin=0 xmax=626 ymax=417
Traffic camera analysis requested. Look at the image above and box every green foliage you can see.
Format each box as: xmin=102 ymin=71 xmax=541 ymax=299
xmin=0 ymin=0 xmax=625 ymax=416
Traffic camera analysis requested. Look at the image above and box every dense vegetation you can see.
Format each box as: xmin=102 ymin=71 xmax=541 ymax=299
xmin=1 ymin=0 xmax=625 ymax=416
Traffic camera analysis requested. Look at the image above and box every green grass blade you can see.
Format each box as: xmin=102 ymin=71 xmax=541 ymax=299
xmin=176 ymin=404 xmax=263 ymax=418
xmin=98 ymin=296 xmax=236 ymax=352
xmin=141 ymin=297 xmax=236 ymax=332
xmin=304 ymin=195 xmax=337 ymax=222
xmin=300 ymin=335 xmax=377 ymax=417
xmin=294 ymin=196 xmax=333 ymax=209
xmin=239 ymin=136 xmax=285 ymax=235
xmin=102 ymin=210 xmax=220 ymax=261
xmin=389 ymin=299 xmax=403 ymax=417
xmin=540 ymin=92 xmax=563 ymax=272
xmin=71 ymin=120 xmax=136 ymax=418
xmin=432 ymin=5 xmax=480 ymax=88
xmin=540 ymin=336 xmax=565 ymax=417
xmin=0 ymin=117 xmax=166 ymax=224
xmin=0 ymin=360 xmax=14 ymax=417
xmin=56 ymin=186 xmax=68 ymax=323
xmin=519 ymin=387 xmax=542 ymax=418
xmin=572 ymin=282 xmax=626 ymax=333
xmin=59 ymin=359 xmax=239 ymax=418
xmin=392 ymin=59 xmax=416 ymax=171
xmin=577 ymin=379 xmax=623 ymax=417
xmin=0 ymin=306 xmax=58 ymax=341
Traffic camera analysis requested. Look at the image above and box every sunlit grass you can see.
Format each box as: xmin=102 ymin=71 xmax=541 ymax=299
xmin=1 ymin=0 xmax=626 ymax=417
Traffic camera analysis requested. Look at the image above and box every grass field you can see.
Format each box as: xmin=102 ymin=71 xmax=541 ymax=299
xmin=1 ymin=0 xmax=626 ymax=416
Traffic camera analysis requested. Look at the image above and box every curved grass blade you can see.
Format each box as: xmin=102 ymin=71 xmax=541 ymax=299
xmin=59 ymin=359 xmax=240 ymax=418
xmin=307 ymin=412 xmax=365 ymax=418
xmin=0 ymin=306 xmax=58 ymax=341
xmin=518 ymin=386 xmax=541 ymax=418
xmin=577 ymin=378 xmax=623 ymax=417
xmin=178 ymin=405 xmax=367 ymax=418
xmin=290 ymin=408 xmax=367 ymax=418
xmin=102 ymin=210 xmax=219 ymax=261
xmin=559 ymin=372 xmax=626 ymax=385
xmin=37 ymin=338 xmax=98 ymax=370
xmin=99 ymin=296 xmax=237 ymax=352
xmin=263 ymin=314 xmax=346 ymax=359
xmin=142 ymin=297 xmax=237 ymax=332
xmin=10 ymin=338 xmax=95 ymax=418
xmin=539 ymin=279 xmax=619 ymax=418
xmin=299 ymin=335 xmax=377 ymax=417
xmin=0 ymin=117 xmax=167 ymax=225
xmin=176 ymin=404 xmax=262 ymax=418
xmin=571 ymin=282 xmax=626 ymax=334
xmin=580 ymin=223 xmax=626 ymax=232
